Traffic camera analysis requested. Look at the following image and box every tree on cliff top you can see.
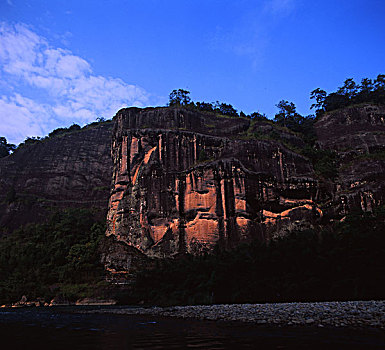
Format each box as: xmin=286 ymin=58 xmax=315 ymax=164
xmin=274 ymin=100 xmax=302 ymax=129
xmin=0 ymin=137 xmax=16 ymax=158
xmin=168 ymin=89 xmax=191 ymax=106
xmin=310 ymin=74 xmax=385 ymax=115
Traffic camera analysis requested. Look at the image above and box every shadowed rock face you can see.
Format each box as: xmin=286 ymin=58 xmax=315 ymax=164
xmin=2 ymin=104 xmax=385 ymax=282
xmin=315 ymin=104 xmax=385 ymax=153
xmin=105 ymin=107 xmax=320 ymax=278
xmin=314 ymin=104 xmax=385 ymax=216
xmin=0 ymin=123 xmax=113 ymax=232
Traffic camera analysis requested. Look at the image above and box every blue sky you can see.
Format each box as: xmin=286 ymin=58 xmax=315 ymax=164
xmin=1 ymin=0 xmax=384 ymax=144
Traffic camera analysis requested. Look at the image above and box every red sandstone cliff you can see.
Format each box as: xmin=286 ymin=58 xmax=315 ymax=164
xmin=103 ymin=107 xmax=323 ymax=279
xmin=1 ymin=104 xmax=385 ymax=283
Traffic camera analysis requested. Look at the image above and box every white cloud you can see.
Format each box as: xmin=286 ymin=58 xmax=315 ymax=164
xmin=0 ymin=95 xmax=50 ymax=143
xmin=0 ymin=22 xmax=150 ymax=144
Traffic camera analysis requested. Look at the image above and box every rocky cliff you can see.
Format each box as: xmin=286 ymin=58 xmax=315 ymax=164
xmin=0 ymin=122 xmax=113 ymax=233
xmin=103 ymin=107 xmax=324 ymax=279
xmin=1 ymin=103 xmax=385 ymax=283
xmin=314 ymin=103 xmax=385 ymax=216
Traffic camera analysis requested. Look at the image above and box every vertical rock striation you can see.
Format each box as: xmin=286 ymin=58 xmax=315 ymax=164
xmin=2 ymin=103 xmax=385 ymax=282
xmin=105 ymin=107 xmax=321 ymax=277
xmin=315 ymin=104 xmax=385 ymax=216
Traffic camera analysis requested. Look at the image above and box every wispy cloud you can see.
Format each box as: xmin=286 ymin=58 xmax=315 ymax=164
xmin=0 ymin=22 xmax=150 ymax=144
xmin=209 ymin=22 xmax=268 ymax=70
xmin=264 ymin=0 xmax=296 ymax=16
xmin=207 ymin=1 xmax=297 ymax=70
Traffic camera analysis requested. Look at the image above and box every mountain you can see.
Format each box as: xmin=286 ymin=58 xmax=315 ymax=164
xmin=103 ymin=104 xmax=385 ymax=281
xmin=1 ymin=104 xmax=385 ymax=286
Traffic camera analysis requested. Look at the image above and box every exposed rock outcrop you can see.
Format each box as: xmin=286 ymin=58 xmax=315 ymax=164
xmin=104 ymin=107 xmax=321 ymax=278
xmin=314 ymin=104 xmax=385 ymax=216
xmin=1 ymin=103 xmax=385 ymax=283
xmin=0 ymin=122 xmax=113 ymax=233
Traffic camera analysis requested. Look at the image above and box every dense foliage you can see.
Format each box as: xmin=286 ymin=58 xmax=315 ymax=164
xmin=0 ymin=209 xmax=106 ymax=304
xmin=168 ymin=89 xmax=244 ymax=118
xmin=311 ymin=74 xmax=385 ymax=116
xmin=302 ymin=147 xmax=338 ymax=179
xmin=128 ymin=208 xmax=385 ymax=306
xmin=273 ymin=100 xmax=316 ymax=142
xmin=48 ymin=123 xmax=81 ymax=138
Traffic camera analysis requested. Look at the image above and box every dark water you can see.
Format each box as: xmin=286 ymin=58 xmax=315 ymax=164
xmin=0 ymin=307 xmax=384 ymax=349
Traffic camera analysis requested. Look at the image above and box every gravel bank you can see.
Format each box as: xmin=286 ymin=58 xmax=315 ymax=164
xmin=82 ymin=300 xmax=385 ymax=329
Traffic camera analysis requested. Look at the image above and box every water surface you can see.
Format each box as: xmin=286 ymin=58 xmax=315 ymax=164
xmin=0 ymin=306 xmax=384 ymax=349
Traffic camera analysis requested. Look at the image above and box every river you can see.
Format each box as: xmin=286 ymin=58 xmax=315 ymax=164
xmin=0 ymin=306 xmax=384 ymax=349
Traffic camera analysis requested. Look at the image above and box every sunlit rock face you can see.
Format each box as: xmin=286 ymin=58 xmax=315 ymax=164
xmin=315 ymin=104 xmax=385 ymax=216
xmin=105 ymin=107 xmax=320 ymax=272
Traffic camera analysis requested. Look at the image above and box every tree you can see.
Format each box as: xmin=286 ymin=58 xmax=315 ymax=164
xmin=337 ymin=78 xmax=358 ymax=100
xmin=273 ymin=101 xmax=315 ymax=138
xmin=309 ymin=74 xmax=385 ymax=114
xmin=310 ymin=88 xmax=327 ymax=114
xmin=274 ymin=100 xmax=299 ymax=128
xmin=356 ymin=78 xmax=374 ymax=103
xmin=196 ymin=101 xmax=215 ymax=112
xmin=216 ymin=102 xmax=238 ymax=117
xmin=68 ymin=124 xmax=81 ymax=131
xmin=372 ymin=74 xmax=385 ymax=103
xmin=250 ymin=112 xmax=268 ymax=120
xmin=17 ymin=136 xmax=42 ymax=149
xmin=0 ymin=137 xmax=16 ymax=158
xmin=169 ymin=89 xmax=191 ymax=106
xmin=323 ymin=92 xmax=349 ymax=112
xmin=374 ymin=74 xmax=385 ymax=90
xmin=359 ymin=78 xmax=374 ymax=94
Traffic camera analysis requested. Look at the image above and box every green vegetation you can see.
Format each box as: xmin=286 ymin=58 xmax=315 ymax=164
xmin=16 ymin=124 xmax=82 ymax=149
xmin=340 ymin=149 xmax=385 ymax=172
xmin=47 ymin=123 xmax=81 ymax=138
xmin=311 ymin=74 xmax=385 ymax=116
xmin=0 ymin=137 xmax=16 ymax=158
xmin=168 ymin=89 xmax=240 ymax=118
xmin=16 ymin=136 xmax=43 ymax=148
xmin=0 ymin=208 xmax=106 ymax=304
xmin=167 ymin=90 xmax=317 ymax=153
xmin=168 ymin=75 xmax=384 ymax=154
xmin=273 ymin=100 xmax=316 ymax=144
xmin=198 ymin=149 xmax=209 ymax=162
xmin=168 ymin=89 xmax=192 ymax=106
xmin=127 ymin=208 xmax=385 ymax=306
xmin=16 ymin=118 xmax=111 ymax=149
xmin=302 ymin=147 xmax=338 ymax=179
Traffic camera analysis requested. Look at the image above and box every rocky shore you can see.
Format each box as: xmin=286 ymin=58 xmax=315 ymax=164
xmin=82 ymin=300 xmax=385 ymax=329
xmin=0 ymin=295 xmax=116 ymax=308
